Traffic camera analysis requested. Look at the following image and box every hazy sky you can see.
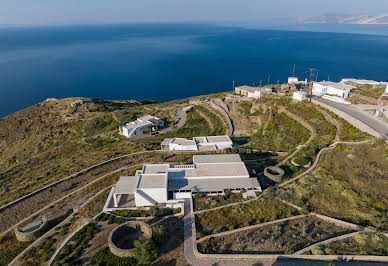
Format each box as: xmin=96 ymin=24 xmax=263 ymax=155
xmin=1 ymin=0 xmax=387 ymax=25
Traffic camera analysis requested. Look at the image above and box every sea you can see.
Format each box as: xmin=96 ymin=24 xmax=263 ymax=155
xmin=1 ymin=21 xmax=388 ymax=117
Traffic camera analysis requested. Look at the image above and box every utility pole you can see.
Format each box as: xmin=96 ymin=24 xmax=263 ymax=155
xmin=260 ymin=80 xmax=262 ymax=87
xmin=293 ymin=64 xmax=296 ymax=77
xmin=267 ymin=74 xmax=271 ymax=85
xmin=233 ymin=80 xmax=235 ymax=97
xmin=316 ymin=72 xmax=319 ymax=82
xmin=308 ymin=68 xmax=317 ymax=103
xmin=328 ymin=74 xmax=330 ymax=81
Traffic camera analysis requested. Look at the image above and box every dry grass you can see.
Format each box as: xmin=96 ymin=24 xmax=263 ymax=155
xmin=277 ymin=141 xmax=388 ymax=230
xmin=195 ymin=198 xmax=300 ymax=237
xmin=198 ymin=216 xmax=355 ymax=254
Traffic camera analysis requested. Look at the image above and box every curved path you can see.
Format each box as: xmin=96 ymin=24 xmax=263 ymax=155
xmin=275 ymin=107 xmax=316 ymax=167
xmin=277 ymin=139 xmax=372 ymax=188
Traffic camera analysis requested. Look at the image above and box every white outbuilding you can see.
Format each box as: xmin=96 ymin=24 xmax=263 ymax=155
xmin=292 ymin=91 xmax=307 ymax=101
xmin=161 ymin=135 xmax=233 ymax=151
xmin=312 ymin=81 xmax=354 ymax=99
xmin=288 ymin=77 xmax=299 ymax=84
xmin=119 ymin=115 xmax=164 ymax=138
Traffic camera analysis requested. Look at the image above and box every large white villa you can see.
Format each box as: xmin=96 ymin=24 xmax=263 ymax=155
xmin=119 ymin=115 xmax=164 ymax=138
xmin=103 ymin=154 xmax=261 ymax=211
xmin=161 ymin=135 xmax=233 ymax=151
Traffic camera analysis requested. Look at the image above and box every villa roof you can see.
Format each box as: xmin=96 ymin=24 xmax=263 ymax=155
xmin=137 ymin=174 xmax=167 ymax=189
xmin=193 ymin=154 xmax=242 ymax=164
xmin=171 ymin=138 xmax=196 ymax=146
xmin=114 ymin=176 xmax=140 ymax=194
xmin=168 ymin=177 xmax=260 ymax=192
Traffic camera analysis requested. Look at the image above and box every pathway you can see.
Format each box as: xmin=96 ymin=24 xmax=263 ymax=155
xmin=274 ymin=107 xmax=316 ymax=168
xmin=314 ymin=106 xmax=342 ymax=142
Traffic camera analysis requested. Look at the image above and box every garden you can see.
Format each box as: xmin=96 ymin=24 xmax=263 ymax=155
xmin=195 ymin=198 xmax=300 ymax=238
xmin=198 ymin=216 xmax=356 ymax=254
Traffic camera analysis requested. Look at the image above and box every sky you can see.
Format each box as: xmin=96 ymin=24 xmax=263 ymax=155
xmin=0 ymin=0 xmax=387 ymax=25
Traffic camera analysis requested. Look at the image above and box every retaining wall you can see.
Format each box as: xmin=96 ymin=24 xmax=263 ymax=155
xmin=108 ymin=221 xmax=152 ymax=257
xmin=14 ymin=216 xmax=48 ymax=242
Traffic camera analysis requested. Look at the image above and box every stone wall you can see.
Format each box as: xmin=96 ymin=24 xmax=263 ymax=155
xmin=108 ymin=221 xmax=152 ymax=257
xmin=14 ymin=216 xmax=48 ymax=242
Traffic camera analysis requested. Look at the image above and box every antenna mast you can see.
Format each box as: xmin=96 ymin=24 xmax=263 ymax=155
xmin=293 ymin=64 xmax=296 ymax=77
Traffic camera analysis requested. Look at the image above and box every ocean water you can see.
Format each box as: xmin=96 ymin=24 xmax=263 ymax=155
xmin=1 ymin=23 xmax=388 ymax=117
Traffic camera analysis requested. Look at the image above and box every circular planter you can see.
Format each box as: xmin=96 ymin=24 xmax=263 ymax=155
xmin=108 ymin=221 xmax=152 ymax=257
xmin=14 ymin=216 xmax=48 ymax=242
xmin=291 ymin=157 xmax=311 ymax=168
xmin=264 ymin=166 xmax=285 ymax=182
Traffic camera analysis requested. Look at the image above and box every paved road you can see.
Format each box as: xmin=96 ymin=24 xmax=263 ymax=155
xmin=314 ymin=97 xmax=388 ymax=139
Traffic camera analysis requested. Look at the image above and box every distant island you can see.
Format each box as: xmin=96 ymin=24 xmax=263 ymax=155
xmin=295 ymin=14 xmax=388 ymax=24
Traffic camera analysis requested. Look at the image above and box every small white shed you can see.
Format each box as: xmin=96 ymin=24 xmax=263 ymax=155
xmin=293 ymin=91 xmax=307 ymax=101
xmin=288 ymin=77 xmax=299 ymax=84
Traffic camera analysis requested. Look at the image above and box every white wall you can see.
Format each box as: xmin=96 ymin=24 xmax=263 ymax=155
xmin=288 ymin=77 xmax=298 ymax=84
xmin=169 ymin=143 xmax=198 ymax=151
xmin=213 ymin=142 xmax=233 ymax=150
xmin=134 ymin=187 xmax=167 ymax=207
xmin=173 ymin=192 xmax=192 ymax=199
xmin=293 ymin=92 xmax=307 ymax=101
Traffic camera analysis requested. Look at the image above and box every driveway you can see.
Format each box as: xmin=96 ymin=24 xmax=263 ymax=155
xmin=314 ymin=97 xmax=388 ymax=139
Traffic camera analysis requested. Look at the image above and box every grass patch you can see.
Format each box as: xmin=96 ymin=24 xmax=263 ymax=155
xmin=91 ymin=247 xmax=137 ymax=266
xmin=248 ymin=110 xmax=310 ymax=152
xmin=0 ymin=232 xmax=33 ymax=266
xmin=193 ymin=192 xmax=252 ymax=211
xmin=111 ymin=207 xmax=181 ymax=218
xmin=195 ymin=198 xmax=300 ymax=238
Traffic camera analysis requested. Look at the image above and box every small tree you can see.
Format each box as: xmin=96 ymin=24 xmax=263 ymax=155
xmin=133 ymin=238 xmax=158 ymax=263
xmin=152 ymin=225 xmax=167 ymax=247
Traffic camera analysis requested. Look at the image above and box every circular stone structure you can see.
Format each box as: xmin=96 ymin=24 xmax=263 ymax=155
xmin=108 ymin=221 xmax=152 ymax=257
xmin=291 ymin=157 xmax=311 ymax=168
xmin=264 ymin=166 xmax=285 ymax=182
xmin=14 ymin=216 xmax=48 ymax=242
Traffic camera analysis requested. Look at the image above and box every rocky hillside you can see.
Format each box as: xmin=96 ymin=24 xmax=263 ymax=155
xmin=296 ymin=14 xmax=388 ymax=24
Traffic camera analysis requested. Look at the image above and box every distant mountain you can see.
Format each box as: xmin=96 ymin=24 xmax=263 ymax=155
xmin=295 ymin=14 xmax=388 ymax=25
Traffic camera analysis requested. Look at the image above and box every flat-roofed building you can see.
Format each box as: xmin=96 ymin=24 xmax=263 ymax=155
xmin=313 ymin=81 xmax=354 ymax=99
xmin=104 ymin=154 xmax=261 ymax=211
xmin=161 ymin=135 xmax=233 ymax=151
xmin=235 ymin=85 xmax=272 ymax=98
xmin=288 ymin=77 xmax=298 ymax=84
xmin=292 ymin=91 xmax=307 ymax=101
xmin=119 ymin=115 xmax=164 ymax=138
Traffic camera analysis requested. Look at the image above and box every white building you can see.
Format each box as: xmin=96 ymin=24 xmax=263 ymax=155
xmin=385 ymin=84 xmax=388 ymax=94
xmin=119 ymin=115 xmax=164 ymax=138
xmin=247 ymin=88 xmax=273 ymax=99
xmin=161 ymin=135 xmax=233 ymax=151
xmin=288 ymin=77 xmax=299 ymax=84
xmin=70 ymin=99 xmax=83 ymax=107
xmin=104 ymin=154 xmax=261 ymax=210
xmin=312 ymin=81 xmax=354 ymax=99
xmin=235 ymin=86 xmax=272 ymax=98
xmin=292 ymin=91 xmax=307 ymax=101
